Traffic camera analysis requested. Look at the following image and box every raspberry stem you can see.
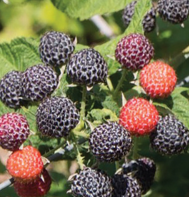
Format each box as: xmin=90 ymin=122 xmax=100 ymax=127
xmin=113 ymin=69 xmax=128 ymax=100
xmin=79 ymin=85 xmax=87 ymax=130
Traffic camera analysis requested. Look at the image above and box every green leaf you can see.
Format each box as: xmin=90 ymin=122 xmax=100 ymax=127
xmin=170 ymin=88 xmax=189 ymax=129
xmin=154 ymin=87 xmax=189 ymax=129
xmin=102 ymin=95 xmax=120 ymax=116
xmin=0 ymin=37 xmax=41 ymax=78
xmin=51 ymin=0 xmax=133 ymax=20
xmin=89 ymin=108 xmax=118 ymax=122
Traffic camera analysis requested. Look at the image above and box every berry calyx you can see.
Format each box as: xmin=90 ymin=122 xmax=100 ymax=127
xmin=140 ymin=61 xmax=177 ymax=98
xmin=6 ymin=145 xmax=43 ymax=182
xmin=115 ymin=33 xmax=154 ymax=71
xmin=119 ymin=98 xmax=159 ymax=135
xmin=0 ymin=113 xmax=30 ymax=151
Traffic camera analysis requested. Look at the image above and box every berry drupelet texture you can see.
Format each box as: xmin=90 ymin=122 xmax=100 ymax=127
xmin=0 ymin=70 xmax=23 ymax=108
xmin=39 ymin=31 xmax=75 ymax=67
xmin=112 ymin=174 xmax=141 ymax=197
xmin=6 ymin=145 xmax=43 ymax=182
xmin=36 ymin=96 xmax=80 ymax=138
xmin=13 ymin=168 xmax=52 ymax=197
xmin=67 ymin=48 xmax=108 ymax=86
xmin=122 ymin=1 xmax=156 ymax=33
xmin=22 ymin=64 xmax=58 ymax=102
xmin=70 ymin=167 xmax=113 ymax=197
xmin=89 ymin=122 xmax=132 ymax=162
xmin=119 ymin=98 xmax=159 ymax=135
xmin=0 ymin=113 xmax=30 ymax=151
xmin=115 ymin=33 xmax=154 ymax=71
xmin=150 ymin=114 xmax=189 ymax=155
xmin=157 ymin=0 xmax=189 ymax=24
xmin=140 ymin=61 xmax=177 ymax=98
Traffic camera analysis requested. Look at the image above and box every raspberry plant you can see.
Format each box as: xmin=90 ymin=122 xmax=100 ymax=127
xmin=1 ymin=0 xmax=189 ymax=197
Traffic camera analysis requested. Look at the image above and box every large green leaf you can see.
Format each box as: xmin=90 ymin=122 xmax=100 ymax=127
xmin=170 ymin=88 xmax=189 ymax=129
xmin=0 ymin=37 xmax=41 ymax=78
xmin=51 ymin=0 xmax=133 ymax=20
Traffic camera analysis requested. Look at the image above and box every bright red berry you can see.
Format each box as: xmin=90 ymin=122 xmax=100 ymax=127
xmin=14 ymin=168 xmax=52 ymax=197
xmin=140 ymin=61 xmax=177 ymax=98
xmin=119 ymin=98 xmax=159 ymax=135
xmin=6 ymin=145 xmax=43 ymax=182
xmin=0 ymin=113 xmax=30 ymax=151
xmin=115 ymin=33 xmax=154 ymax=70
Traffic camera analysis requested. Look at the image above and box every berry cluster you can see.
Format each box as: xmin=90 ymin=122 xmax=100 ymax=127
xmin=122 ymin=0 xmax=189 ymax=33
xmin=1 ymin=1 xmax=189 ymax=194
xmin=0 ymin=64 xmax=58 ymax=108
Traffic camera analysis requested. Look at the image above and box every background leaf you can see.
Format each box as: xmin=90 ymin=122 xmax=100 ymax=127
xmin=51 ymin=0 xmax=133 ymax=20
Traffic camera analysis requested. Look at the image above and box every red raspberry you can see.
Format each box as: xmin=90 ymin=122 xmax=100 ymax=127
xmin=140 ymin=61 xmax=177 ymax=98
xmin=119 ymin=98 xmax=159 ymax=135
xmin=0 ymin=113 xmax=30 ymax=151
xmin=115 ymin=33 xmax=154 ymax=70
xmin=6 ymin=145 xmax=43 ymax=182
xmin=14 ymin=168 xmax=52 ymax=197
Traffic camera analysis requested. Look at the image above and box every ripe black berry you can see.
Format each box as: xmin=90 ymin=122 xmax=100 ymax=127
xmin=150 ymin=114 xmax=189 ymax=155
xmin=112 ymin=174 xmax=141 ymax=197
xmin=22 ymin=64 xmax=58 ymax=102
xmin=39 ymin=31 xmax=75 ymax=67
xmin=36 ymin=96 xmax=80 ymax=138
xmin=0 ymin=71 xmax=23 ymax=108
xmin=66 ymin=48 xmax=108 ymax=86
xmin=157 ymin=0 xmax=189 ymax=24
xmin=89 ymin=122 xmax=132 ymax=162
xmin=70 ymin=167 xmax=113 ymax=197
